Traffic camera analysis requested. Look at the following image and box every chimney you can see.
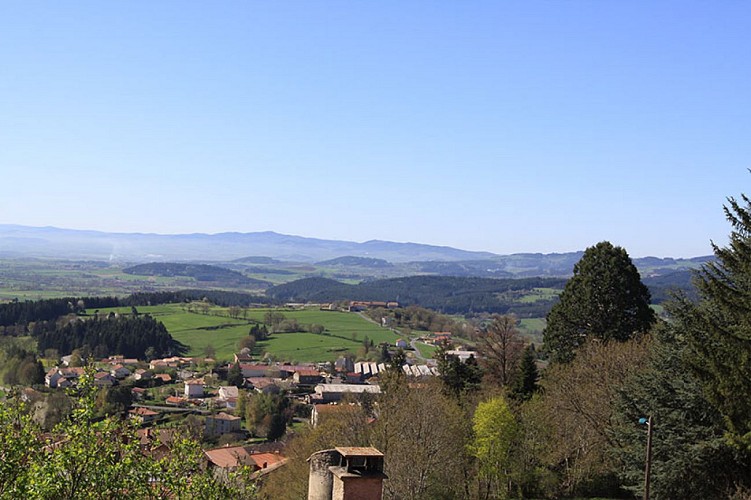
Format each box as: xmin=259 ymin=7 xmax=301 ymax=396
xmin=307 ymin=447 xmax=387 ymax=500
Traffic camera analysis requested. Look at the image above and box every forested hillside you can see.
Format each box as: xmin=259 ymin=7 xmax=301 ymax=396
xmin=123 ymin=262 xmax=270 ymax=287
xmin=267 ymin=272 xmax=697 ymax=316
xmin=267 ymin=275 xmax=569 ymax=315
xmin=36 ymin=314 xmax=186 ymax=359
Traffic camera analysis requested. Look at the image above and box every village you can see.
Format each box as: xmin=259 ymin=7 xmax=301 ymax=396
xmin=31 ymin=328 xmax=478 ymax=484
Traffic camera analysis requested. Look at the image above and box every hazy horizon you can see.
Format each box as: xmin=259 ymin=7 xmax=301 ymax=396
xmin=0 ymin=222 xmax=713 ymax=260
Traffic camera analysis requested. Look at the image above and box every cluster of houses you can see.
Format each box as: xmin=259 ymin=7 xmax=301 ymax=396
xmin=421 ymin=331 xmax=453 ymax=345
xmin=45 ymin=355 xmax=181 ymax=389
xmin=36 ymin=329 xmax=475 ymax=486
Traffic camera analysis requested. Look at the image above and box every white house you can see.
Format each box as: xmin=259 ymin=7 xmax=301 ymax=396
xmin=184 ymin=379 xmax=204 ymax=398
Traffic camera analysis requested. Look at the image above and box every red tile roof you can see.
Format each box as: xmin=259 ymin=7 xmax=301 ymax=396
xmin=249 ymin=452 xmax=286 ymax=469
xmin=129 ymin=407 xmax=159 ymax=417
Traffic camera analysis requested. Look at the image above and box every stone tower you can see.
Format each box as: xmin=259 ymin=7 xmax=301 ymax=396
xmin=308 ymin=447 xmax=387 ymax=500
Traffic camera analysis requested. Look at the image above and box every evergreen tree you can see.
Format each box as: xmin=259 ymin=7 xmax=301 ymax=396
xmin=436 ymin=342 xmax=482 ymax=398
xmin=676 ymin=193 xmax=751 ymax=450
xmin=612 ymin=324 xmax=751 ymax=498
xmin=511 ymin=345 xmax=538 ymax=401
xmin=543 ymin=241 xmax=656 ymax=363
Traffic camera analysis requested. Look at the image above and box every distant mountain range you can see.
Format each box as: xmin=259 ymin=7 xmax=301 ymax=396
xmin=0 ymin=224 xmax=712 ymax=279
xmin=0 ymin=224 xmax=495 ymax=263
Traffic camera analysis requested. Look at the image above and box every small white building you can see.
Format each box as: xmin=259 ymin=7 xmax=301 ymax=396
xmin=184 ymin=379 xmax=204 ymax=398
xmin=310 ymin=383 xmax=381 ymax=403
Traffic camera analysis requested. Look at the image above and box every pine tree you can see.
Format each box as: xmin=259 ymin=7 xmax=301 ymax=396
xmin=677 ymin=193 xmax=751 ymax=450
xmin=511 ymin=345 xmax=538 ymax=401
xmin=612 ymin=324 xmax=751 ymax=498
xmin=543 ymin=241 xmax=656 ymax=363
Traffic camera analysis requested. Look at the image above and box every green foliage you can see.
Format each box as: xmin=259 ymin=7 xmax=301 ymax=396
xmin=676 ymin=193 xmax=751 ymax=450
xmin=123 ymin=262 xmax=269 ymax=287
xmin=94 ymin=385 xmax=133 ymax=417
xmin=267 ymin=275 xmax=569 ymax=315
xmin=510 ymin=345 xmax=538 ymax=401
xmin=543 ymin=241 xmax=656 ymax=363
xmin=436 ymin=342 xmax=482 ymax=398
xmin=36 ymin=314 xmax=186 ymax=359
xmin=2 ymin=351 xmax=44 ymax=386
xmin=533 ymin=338 xmax=650 ymax=497
xmin=245 ymin=392 xmax=291 ymax=440
xmin=471 ymin=395 xmax=518 ymax=499
xmin=0 ymin=369 xmax=255 ymax=499
xmin=249 ymin=323 xmax=268 ymax=341
xmin=228 ymin=362 xmax=244 ymax=387
xmin=612 ymin=324 xmax=751 ymax=499
xmin=369 ymin=305 xmax=471 ymax=336
xmin=0 ymin=399 xmax=39 ymax=498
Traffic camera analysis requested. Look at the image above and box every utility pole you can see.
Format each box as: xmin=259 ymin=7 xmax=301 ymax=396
xmin=641 ymin=415 xmax=653 ymax=500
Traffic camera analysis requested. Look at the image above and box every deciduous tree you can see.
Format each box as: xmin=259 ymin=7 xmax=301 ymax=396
xmin=533 ymin=338 xmax=650 ymax=496
xmin=471 ymin=395 xmax=518 ymax=499
xmin=477 ymin=314 xmax=524 ymax=387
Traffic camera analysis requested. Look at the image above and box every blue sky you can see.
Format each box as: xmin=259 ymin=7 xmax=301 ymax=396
xmin=1 ymin=1 xmax=749 ymax=258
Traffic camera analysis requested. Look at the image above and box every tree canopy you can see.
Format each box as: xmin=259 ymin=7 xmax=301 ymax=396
xmin=676 ymin=193 xmax=751 ymax=450
xmin=543 ymin=241 xmax=656 ymax=363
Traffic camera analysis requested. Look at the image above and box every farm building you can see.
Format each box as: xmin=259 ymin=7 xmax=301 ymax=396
xmin=310 ymin=383 xmax=381 ymax=403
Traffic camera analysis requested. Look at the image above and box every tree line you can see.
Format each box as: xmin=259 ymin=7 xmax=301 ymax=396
xmin=266 ymin=275 xmax=569 ymax=315
xmin=266 ymin=273 xmax=695 ymax=316
xmin=35 ymin=315 xmax=186 ymax=359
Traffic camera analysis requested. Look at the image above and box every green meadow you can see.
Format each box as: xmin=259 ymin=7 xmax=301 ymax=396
xmin=518 ymin=317 xmax=546 ymax=344
xmin=94 ymin=304 xmax=401 ymax=362
xmin=517 ymin=287 xmax=560 ymax=303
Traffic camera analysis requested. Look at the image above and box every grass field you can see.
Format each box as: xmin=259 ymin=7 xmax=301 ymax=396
xmin=256 ymin=332 xmax=361 ymax=363
xmin=413 ymin=342 xmax=438 ymax=359
xmin=94 ymin=304 xmax=402 ymax=362
xmin=518 ymin=317 xmax=546 ymax=344
xmin=517 ymin=287 xmax=560 ymax=303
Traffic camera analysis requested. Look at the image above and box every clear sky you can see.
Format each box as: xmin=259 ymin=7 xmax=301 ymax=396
xmin=1 ymin=1 xmax=749 ymax=258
